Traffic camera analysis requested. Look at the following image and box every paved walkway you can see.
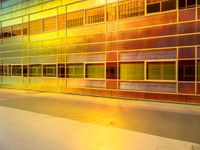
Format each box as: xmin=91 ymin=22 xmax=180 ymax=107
xmin=0 ymin=88 xmax=200 ymax=150
xmin=0 ymin=106 xmax=199 ymax=150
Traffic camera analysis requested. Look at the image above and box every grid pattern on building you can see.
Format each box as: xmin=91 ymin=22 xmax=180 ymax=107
xmin=0 ymin=0 xmax=200 ymax=101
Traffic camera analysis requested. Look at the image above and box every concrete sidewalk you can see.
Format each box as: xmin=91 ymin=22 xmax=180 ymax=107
xmin=0 ymin=106 xmax=199 ymax=150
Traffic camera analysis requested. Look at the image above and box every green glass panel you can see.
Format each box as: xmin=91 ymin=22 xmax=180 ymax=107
xmin=120 ymin=63 xmax=144 ymax=80
xmin=67 ymin=63 xmax=84 ymax=78
xmin=147 ymin=63 xmax=161 ymax=80
xmin=86 ymin=64 xmax=104 ymax=78
xmin=147 ymin=62 xmax=176 ymax=80
xmin=198 ymin=61 xmax=200 ymax=81
xmin=163 ymin=62 xmax=176 ymax=80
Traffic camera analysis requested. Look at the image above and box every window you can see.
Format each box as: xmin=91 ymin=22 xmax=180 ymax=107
xmin=29 ymin=64 xmax=42 ymax=77
xmin=12 ymin=65 xmax=22 ymax=76
xmin=30 ymin=20 xmax=42 ymax=34
xmin=198 ymin=61 xmax=200 ymax=81
xmin=179 ymin=0 xmax=196 ymax=9
xmin=58 ymin=14 xmax=66 ymax=30
xmin=147 ymin=61 xmax=176 ymax=80
xmin=43 ymin=17 xmax=57 ymax=32
xmin=86 ymin=7 xmax=105 ymax=24
xmin=3 ymin=65 xmax=11 ymax=76
xmin=0 ymin=65 xmax=3 ymax=76
xmin=1 ymin=26 xmax=12 ymax=38
xmin=23 ymin=65 xmax=28 ymax=77
xmin=147 ymin=2 xmax=160 ymax=13
xmin=12 ymin=24 xmax=22 ymax=37
xmin=107 ymin=3 xmax=118 ymax=21
xmin=120 ymin=62 xmax=144 ymax=80
xmin=119 ymin=0 xmax=145 ymax=19
xmin=161 ymin=0 xmax=176 ymax=11
xmin=66 ymin=63 xmax=84 ymax=78
xmin=58 ymin=64 xmax=65 ymax=78
xmin=178 ymin=60 xmax=195 ymax=81
xmin=43 ymin=64 xmax=56 ymax=77
xmin=86 ymin=63 xmax=105 ymax=78
xmin=106 ymin=63 xmax=117 ymax=79
xmin=67 ymin=11 xmax=84 ymax=28
xmin=147 ymin=0 xmax=176 ymax=13
xmin=22 ymin=23 xmax=29 ymax=35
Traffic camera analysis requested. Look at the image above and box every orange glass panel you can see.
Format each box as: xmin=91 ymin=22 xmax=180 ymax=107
xmin=86 ymin=6 xmax=105 ymax=24
xmin=43 ymin=17 xmax=57 ymax=32
xmin=30 ymin=20 xmax=42 ymax=34
xmin=58 ymin=14 xmax=66 ymax=30
xmin=67 ymin=11 xmax=84 ymax=28
xmin=107 ymin=3 xmax=117 ymax=21
xmin=12 ymin=24 xmax=22 ymax=37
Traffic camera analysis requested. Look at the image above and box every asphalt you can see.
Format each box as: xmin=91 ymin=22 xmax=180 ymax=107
xmin=0 ymin=88 xmax=199 ymax=144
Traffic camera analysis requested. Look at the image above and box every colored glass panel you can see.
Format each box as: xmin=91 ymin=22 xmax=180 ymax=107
xmin=43 ymin=17 xmax=57 ymax=32
xmin=66 ymin=63 xmax=84 ymax=78
xmin=58 ymin=64 xmax=65 ymax=78
xmin=29 ymin=64 xmax=42 ymax=77
xmin=22 ymin=23 xmax=29 ymax=35
xmin=12 ymin=24 xmax=22 ymax=37
xmin=30 ymin=20 xmax=42 ymax=34
xmin=198 ymin=61 xmax=200 ymax=81
xmin=178 ymin=60 xmax=195 ymax=81
xmin=58 ymin=14 xmax=66 ymax=30
xmin=120 ymin=62 xmax=144 ymax=80
xmin=119 ymin=0 xmax=144 ymax=19
xmin=147 ymin=61 xmax=176 ymax=80
xmin=23 ymin=65 xmax=28 ymax=77
xmin=1 ymin=26 xmax=12 ymax=38
xmin=12 ymin=65 xmax=22 ymax=76
xmin=107 ymin=3 xmax=117 ymax=21
xmin=86 ymin=64 xmax=105 ymax=78
xmin=67 ymin=11 xmax=84 ymax=28
xmin=106 ymin=63 xmax=117 ymax=79
xmin=86 ymin=6 xmax=105 ymax=24
xmin=43 ymin=64 xmax=56 ymax=77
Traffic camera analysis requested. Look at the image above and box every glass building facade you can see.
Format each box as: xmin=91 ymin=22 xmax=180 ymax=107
xmin=0 ymin=0 xmax=200 ymax=103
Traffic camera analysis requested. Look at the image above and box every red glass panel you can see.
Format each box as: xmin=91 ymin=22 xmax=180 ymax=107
xmin=106 ymin=80 xmax=118 ymax=89
xmin=178 ymin=47 xmax=195 ymax=58
xmin=145 ymin=24 xmax=177 ymax=37
xmin=178 ymin=34 xmax=198 ymax=46
xmin=146 ymin=36 xmax=177 ymax=48
xmin=106 ymin=52 xmax=117 ymax=61
xmin=85 ymin=43 xmax=105 ymax=52
xmin=118 ymin=29 xmax=145 ymax=40
xmin=179 ymin=8 xmax=196 ymax=22
xmin=119 ymin=11 xmax=177 ymax=30
xmin=198 ymin=47 xmax=200 ymax=58
xmin=198 ymin=7 xmax=200 ymax=19
xmin=178 ymin=22 xmax=196 ymax=34
xmin=85 ymin=33 xmax=106 ymax=43
xmin=178 ymin=83 xmax=195 ymax=94
xmin=197 ymin=83 xmax=200 ymax=94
